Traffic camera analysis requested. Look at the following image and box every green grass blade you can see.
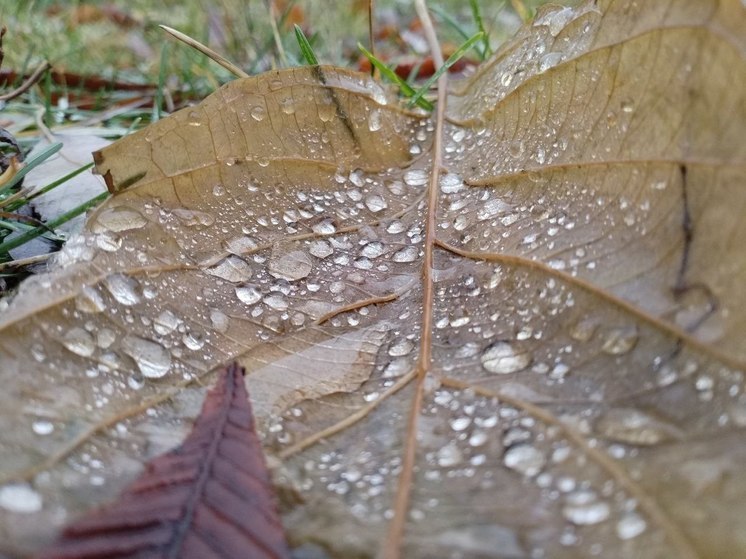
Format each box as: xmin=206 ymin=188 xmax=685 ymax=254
xmin=469 ymin=0 xmax=492 ymax=59
xmin=407 ymin=31 xmax=484 ymax=109
xmin=294 ymin=24 xmax=319 ymax=66
xmin=0 ymin=191 xmax=108 ymax=256
xmin=0 ymin=142 xmax=63 ymax=197
xmin=429 ymin=6 xmax=472 ymax=43
xmin=358 ymin=43 xmax=433 ymax=111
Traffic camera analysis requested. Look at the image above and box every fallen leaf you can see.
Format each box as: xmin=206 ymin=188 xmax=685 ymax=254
xmin=37 ymin=362 xmax=289 ymax=559
xmin=0 ymin=1 xmax=745 ymax=558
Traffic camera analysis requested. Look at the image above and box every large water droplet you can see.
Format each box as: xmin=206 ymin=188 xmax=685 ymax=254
xmin=206 ymin=256 xmax=253 ymax=283
xmin=62 ymin=327 xmax=96 ymax=357
xmin=122 ymin=336 xmax=171 ymax=378
xmin=437 ymin=443 xmax=463 ymax=467
xmin=269 ymin=250 xmax=312 ymax=281
xmin=503 ymin=444 xmax=545 ymax=477
xmin=76 ymin=286 xmax=106 ymax=313
xmin=392 ymin=246 xmax=418 ymax=263
xmin=105 ymin=274 xmax=141 ymax=306
xmin=0 ymin=483 xmax=42 ymax=513
xmin=562 ymin=491 xmax=610 ymax=525
xmin=616 ymin=512 xmax=646 ymax=539
xmin=250 ymin=105 xmax=266 ymax=121
xmin=224 ymin=235 xmax=258 ymax=255
xmin=93 ymin=207 xmax=147 ymax=232
xmin=361 ymin=241 xmax=385 ymax=259
xmin=481 ymin=342 xmax=531 ymax=374
xmin=364 ymin=194 xmax=387 ymax=213
xmin=236 ymin=284 xmax=262 ymax=305
xmin=312 ymin=219 xmax=336 ymax=235
xmin=154 ymin=310 xmax=182 ymax=336
xmin=440 ymin=173 xmax=465 ymax=194
xmin=596 ymin=408 xmax=679 ymax=445
xmin=601 ymin=326 xmax=638 ymax=355
xmin=404 ymin=169 xmax=428 ymax=187
xmin=309 ymin=240 xmax=333 ymax=259
xmin=368 ymin=108 xmax=382 ymax=132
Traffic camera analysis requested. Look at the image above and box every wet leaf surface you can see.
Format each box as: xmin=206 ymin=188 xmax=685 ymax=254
xmin=37 ymin=362 xmax=289 ymax=559
xmin=0 ymin=1 xmax=745 ymax=558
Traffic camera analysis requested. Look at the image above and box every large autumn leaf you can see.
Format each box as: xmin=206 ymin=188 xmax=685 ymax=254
xmin=0 ymin=0 xmax=744 ymax=557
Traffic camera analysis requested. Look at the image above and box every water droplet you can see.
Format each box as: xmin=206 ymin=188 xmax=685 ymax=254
xmin=450 ymin=417 xmax=472 ymax=431
xmin=0 ymin=484 xmax=42 ymax=513
xmin=500 ymin=72 xmax=513 ymax=87
xmin=154 ymin=310 xmax=181 ymax=335
xmin=212 ymin=184 xmax=226 ymax=196
xmin=250 ymin=105 xmax=266 ymax=121
xmin=62 ymin=327 xmax=96 ymax=357
xmin=122 ymin=336 xmax=171 ymax=378
xmin=361 ymin=241 xmax=385 ymax=259
xmin=233 ymin=284 xmax=260 ymax=305
xmin=437 ymin=443 xmax=463 ymax=467
xmin=264 ymin=294 xmax=288 ymax=311
xmin=569 ymin=318 xmax=597 ymax=342
xmin=387 ymin=220 xmax=406 ymax=234
xmin=392 ymin=246 xmax=418 ymax=263
xmin=616 ymin=512 xmax=647 ymax=539
xmin=105 ymin=274 xmax=141 ymax=306
xmin=96 ymin=232 xmax=122 ymax=252
xmin=469 ymin=431 xmax=488 ymax=447
xmin=269 ymin=250 xmax=312 ymax=281
xmin=364 ymin=194 xmax=387 ymax=213
xmin=596 ymin=408 xmax=679 ymax=445
xmin=312 ymin=219 xmax=336 ymax=235
xmin=562 ymin=491 xmax=610 ymax=525
xmin=728 ymin=399 xmax=746 ymax=427
xmin=389 ymin=338 xmax=414 ymax=357
xmin=368 ymin=108 xmax=382 ymax=132
xmin=32 ymin=420 xmax=54 ymax=435
xmin=206 ymin=256 xmax=253 ymax=283
xmin=183 ymin=331 xmax=205 ymax=351
xmin=601 ymin=326 xmax=638 ymax=355
xmin=404 ymin=169 xmax=428 ymax=187
xmin=383 ymin=358 xmax=409 ymax=378
xmin=76 ymin=286 xmax=106 ymax=313
xmin=210 ymin=309 xmax=230 ymax=332
xmin=172 ymin=208 xmax=215 ymax=227
xmin=93 ymin=207 xmax=147 ymax=232
xmin=309 ymin=240 xmax=333 ymax=259
xmin=481 ymin=342 xmax=531 ymax=374
xmin=440 ymin=173 xmax=465 ymax=194
xmin=280 ymin=97 xmax=296 ymax=115
xmin=224 ymin=235 xmax=258 ymax=255
xmin=503 ymin=444 xmax=545 ymax=477
xmin=539 ymin=52 xmax=563 ymax=72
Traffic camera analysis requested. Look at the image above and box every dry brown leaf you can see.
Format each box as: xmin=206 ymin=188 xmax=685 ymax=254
xmin=1 ymin=1 xmax=745 ymax=558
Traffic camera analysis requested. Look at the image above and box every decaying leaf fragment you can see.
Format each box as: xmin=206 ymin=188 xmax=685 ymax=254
xmin=38 ymin=363 xmax=289 ymax=559
xmin=0 ymin=1 xmax=745 ymax=558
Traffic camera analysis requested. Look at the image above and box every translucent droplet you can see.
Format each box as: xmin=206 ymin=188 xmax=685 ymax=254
xmin=392 ymin=246 xmax=418 ymax=263
xmin=389 ymin=338 xmax=414 ymax=357
xmin=206 ymin=256 xmax=253 ymax=283
xmin=93 ymin=207 xmax=147 ymax=233
xmin=563 ymin=491 xmax=610 ymax=525
xmin=269 ymin=250 xmax=312 ymax=281
xmin=387 ymin=220 xmax=406 ymax=234
xmin=500 ymin=72 xmax=513 ymax=87
xmin=481 ymin=342 xmax=531 ymax=374
xmin=503 ymin=444 xmax=545 ymax=477
xmin=569 ymin=318 xmax=597 ymax=342
xmin=76 ymin=286 xmax=106 ymax=313
xmin=32 ymin=420 xmax=54 ymax=435
xmin=309 ymin=240 xmax=333 ymax=259
xmin=450 ymin=417 xmax=472 ymax=431
xmin=596 ymin=408 xmax=678 ymax=445
xmin=539 ymin=52 xmax=563 ymax=72
xmin=361 ymin=241 xmax=385 ymax=259
xmin=105 ymin=274 xmax=140 ymax=306
xmin=404 ymin=169 xmax=428 ymax=187
xmin=62 ymin=327 xmax=96 ymax=357
xmin=0 ymin=483 xmax=43 ymax=513
xmin=601 ymin=326 xmax=638 ymax=355
xmin=440 ymin=173 xmax=465 ymax=194
xmin=154 ymin=310 xmax=181 ymax=336
xmin=172 ymin=208 xmax=215 ymax=227
xmin=210 ymin=309 xmax=230 ymax=332
xmin=312 ymin=219 xmax=336 ymax=235
xmin=436 ymin=443 xmax=463 ymax=467
xmin=469 ymin=431 xmax=488 ymax=447
xmin=368 ymin=108 xmax=382 ymax=132
xmin=264 ymin=294 xmax=288 ymax=311
xmin=183 ymin=331 xmax=205 ymax=351
xmin=224 ymin=235 xmax=258 ymax=255
xmin=616 ymin=512 xmax=647 ymax=540
xmin=96 ymin=232 xmax=122 ymax=252
xmin=236 ymin=284 xmax=262 ymax=305
xmin=122 ymin=336 xmax=171 ymax=378
xmin=250 ymin=105 xmax=266 ymax=121
xmin=364 ymin=194 xmax=387 ymax=213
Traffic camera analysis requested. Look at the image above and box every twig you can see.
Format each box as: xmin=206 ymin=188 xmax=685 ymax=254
xmin=0 ymin=61 xmax=51 ymax=102
xmin=159 ymin=25 xmax=249 ymax=79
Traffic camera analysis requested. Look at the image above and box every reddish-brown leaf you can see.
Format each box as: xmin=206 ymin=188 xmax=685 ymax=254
xmin=38 ymin=363 xmax=290 ymax=559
